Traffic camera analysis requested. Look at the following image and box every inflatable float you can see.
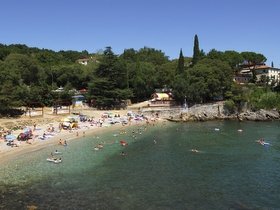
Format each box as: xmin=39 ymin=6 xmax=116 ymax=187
xmin=46 ymin=158 xmax=62 ymax=163
xmin=255 ymin=139 xmax=270 ymax=146
xmin=263 ymin=142 xmax=270 ymax=146
xmin=120 ymin=140 xmax=128 ymax=146
xmin=54 ymin=158 xmax=62 ymax=163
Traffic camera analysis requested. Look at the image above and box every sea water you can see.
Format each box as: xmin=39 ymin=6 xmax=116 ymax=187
xmin=0 ymin=120 xmax=280 ymax=210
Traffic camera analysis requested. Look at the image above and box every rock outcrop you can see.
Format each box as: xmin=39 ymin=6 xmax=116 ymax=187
xmin=142 ymin=103 xmax=280 ymax=122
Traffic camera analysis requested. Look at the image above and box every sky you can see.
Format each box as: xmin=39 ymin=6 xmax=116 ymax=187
xmin=1 ymin=0 xmax=280 ymax=67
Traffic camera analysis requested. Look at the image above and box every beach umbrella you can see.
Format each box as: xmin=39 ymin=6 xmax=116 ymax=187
xmin=23 ymin=126 xmax=32 ymax=131
xmin=68 ymin=116 xmax=79 ymax=121
xmin=63 ymin=122 xmax=71 ymax=127
xmin=72 ymin=94 xmax=84 ymax=98
xmin=24 ymin=131 xmax=30 ymax=136
xmin=5 ymin=134 xmax=17 ymax=140
xmin=61 ymin=117 xmax=70 ymax=122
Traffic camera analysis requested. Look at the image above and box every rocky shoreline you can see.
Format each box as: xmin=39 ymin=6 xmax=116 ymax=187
xmin=142 ymin=103 xmax=280 ymax=122
xmin=1 ymin=103 xmax=279 ymax=131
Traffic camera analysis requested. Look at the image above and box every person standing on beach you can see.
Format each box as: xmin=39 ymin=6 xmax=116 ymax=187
xmin=33 ymin=122 xmax=36 ymax=131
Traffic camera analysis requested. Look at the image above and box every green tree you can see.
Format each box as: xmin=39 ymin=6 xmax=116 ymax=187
xmin=186 ymin=58 xmax=233 ymax=102
xmin=240 ymin=52 xmax=267 ymax=83
xmin=88 ymin=47 xmax=133 ymax=107
xmin=156 ymin=61 xmax=177 ymax=90
xmin=207 ymin=49 xmax=225 ymax=61
xmin=172 ymin=76 xmax=189 ymax=103
xmin=0 ymin=44 xmax=10 ymax=61
xmin=192 ymin=34 xmax=203 ymax=66
xmin=176 ymin=48 xmax=185 ymax=75
xmin=224 ymin=50 xmax=244 ymax=71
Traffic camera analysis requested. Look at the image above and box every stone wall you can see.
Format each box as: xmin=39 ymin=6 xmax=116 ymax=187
xmin=142 ymin=102 xmax=280 ymax=122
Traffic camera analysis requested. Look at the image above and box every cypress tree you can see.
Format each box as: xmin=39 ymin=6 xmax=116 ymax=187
xmin=192 ymin=34 xmax=200 ymax=66
xmin=177 ymin=48 xmax=185 ymax=75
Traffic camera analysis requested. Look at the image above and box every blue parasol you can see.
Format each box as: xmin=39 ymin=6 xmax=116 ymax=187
xmin=5 ymin=134 xmax=17 ymax=140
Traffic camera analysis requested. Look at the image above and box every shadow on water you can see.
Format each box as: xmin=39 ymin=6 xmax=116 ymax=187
xmin=1 ymin=121 xmax=280 ymax=210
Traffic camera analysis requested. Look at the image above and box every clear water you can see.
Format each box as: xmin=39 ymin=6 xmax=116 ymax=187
xmin=0 ymin=121 xmax=280 ymax=210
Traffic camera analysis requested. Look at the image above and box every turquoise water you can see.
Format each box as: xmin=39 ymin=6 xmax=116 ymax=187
xmin=0 ymin=120 xmax=280 ymax=209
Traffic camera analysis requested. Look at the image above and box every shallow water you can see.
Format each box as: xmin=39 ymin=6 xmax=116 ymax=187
xmin=0 ymin=121 xmax=280 ymax=209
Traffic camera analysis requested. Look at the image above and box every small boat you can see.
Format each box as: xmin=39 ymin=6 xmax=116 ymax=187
xmin=238 ymin=129 xmax=242 ymax=132
xmin=215 ymin=128 xmax=219 ymax=131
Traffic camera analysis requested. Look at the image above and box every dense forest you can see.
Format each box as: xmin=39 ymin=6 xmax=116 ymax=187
xmin=0 ymin=35 xmax=279 ymax=115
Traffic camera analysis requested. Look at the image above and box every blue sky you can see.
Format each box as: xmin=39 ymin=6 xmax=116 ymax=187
xmin=1 ymin=0 xmax=280 ymax=67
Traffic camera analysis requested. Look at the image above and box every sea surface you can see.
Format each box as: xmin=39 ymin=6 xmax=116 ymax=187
xmin=0 ymin=120 xmax=280 ymax=210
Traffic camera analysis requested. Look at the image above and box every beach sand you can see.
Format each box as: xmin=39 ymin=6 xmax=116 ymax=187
xmin=0 ymin=108 xmax=130 ymax=165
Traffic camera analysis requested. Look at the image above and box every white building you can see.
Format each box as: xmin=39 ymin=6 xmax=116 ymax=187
xmin=234 ymin=64 xmax=280 ymax=84
xmin=77 ymin=58 xmax=90 ymax=65
xmin=254 ymin=65 xmax=280 ymax=83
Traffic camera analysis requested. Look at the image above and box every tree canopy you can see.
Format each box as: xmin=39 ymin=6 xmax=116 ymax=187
xmin=0 ymin=38 xmax=273 ymax=114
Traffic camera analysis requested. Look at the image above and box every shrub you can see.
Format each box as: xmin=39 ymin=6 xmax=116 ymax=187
xmin=224 ymin=100 xmax=236 ymax=114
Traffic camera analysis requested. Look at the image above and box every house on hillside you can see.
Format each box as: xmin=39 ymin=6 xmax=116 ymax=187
xmin=234 ymin=64 xmax=280 ymax=84
xmin=254 ymin=65 xmax=280 ymax=83
xmin=76 ymin=57 xmax=99 ymax=65
xmin=77 ymin=58 xmax=90 ymax=65
xmin=233 ymin=70 xmax=252 ymax=84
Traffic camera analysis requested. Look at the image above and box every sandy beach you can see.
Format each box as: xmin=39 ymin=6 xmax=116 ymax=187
xmin=0 ymin=108 xmax=130 ymax=165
